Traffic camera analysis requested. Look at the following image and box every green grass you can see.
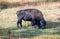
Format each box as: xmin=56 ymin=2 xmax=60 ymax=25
xmin=0 ymin=2 xmax=60 ymax=39
xmin=0 ymin=21 xmax=60 ymax=38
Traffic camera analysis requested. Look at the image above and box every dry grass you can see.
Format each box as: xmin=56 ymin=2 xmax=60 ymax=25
xmin=0 ymin=2 xmax=60 ymax=29
xmin=0 ymin=2 xmax=60 ymax=39
xmin=0 ymin=0 xmax=38 ymax=3
xmin=31 ymin=35 xmax=60 ymax=39
xmin=0 ymin=2 xmax=60 ymax=22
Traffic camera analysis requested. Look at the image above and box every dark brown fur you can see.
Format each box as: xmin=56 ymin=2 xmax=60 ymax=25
xmin=16 ymin=9 xmax=46 ymax=29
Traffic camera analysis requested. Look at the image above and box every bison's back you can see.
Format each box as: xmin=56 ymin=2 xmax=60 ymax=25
xmin=24 ymin=9 xmax=44 ymax=20
xmin=16 ymin=9 xmax=44 ymax=20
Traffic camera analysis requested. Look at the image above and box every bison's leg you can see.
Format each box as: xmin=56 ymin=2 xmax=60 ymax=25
xmin=31 ymin=20 xmax=36 ymax=26
xmin=37 ymin=20 xmax=42 ymax=29
xmin=17 ymin=20 xmax=20 ymax=28
xmin=34 ymin=20 xmax=37 ymax=25
xmin=17 ymin=18 xmax=22 ymax=28
xmin=19 ymin=19 xmax=22 ymax=28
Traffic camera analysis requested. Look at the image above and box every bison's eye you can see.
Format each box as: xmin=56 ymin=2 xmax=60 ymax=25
xmin=40 ymin=19 xmax=46 ymax=26
xmin=40 ymin=21 xmax=44 ymax=26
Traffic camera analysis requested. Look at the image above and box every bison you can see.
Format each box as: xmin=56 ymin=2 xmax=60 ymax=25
xmin=16 ymin=9 xmax=46 ymax=29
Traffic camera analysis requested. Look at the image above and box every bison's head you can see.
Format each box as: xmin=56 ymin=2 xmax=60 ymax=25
xmin=40 ymin=19 xmax=46 ymax=29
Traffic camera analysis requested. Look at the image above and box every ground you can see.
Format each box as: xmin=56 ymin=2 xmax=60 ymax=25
xmin=0 ymin=2 xmax=60 ymax=39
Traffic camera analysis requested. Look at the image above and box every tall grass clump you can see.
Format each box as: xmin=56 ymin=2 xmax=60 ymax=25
xmin=0 ymin=1 xmax=20 ymax=9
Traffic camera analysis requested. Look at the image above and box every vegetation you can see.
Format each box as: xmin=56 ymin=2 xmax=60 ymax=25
xmin=0 ymin=0 xmax=60 ymax=9
xmin=0 ymin=0 xmax=60 ymax=39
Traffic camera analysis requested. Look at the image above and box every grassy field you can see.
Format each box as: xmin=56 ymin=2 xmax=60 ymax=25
xmin=0 ymin=2 xmax=60 ymax=39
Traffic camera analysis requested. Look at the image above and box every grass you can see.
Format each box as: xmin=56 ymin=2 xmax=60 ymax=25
xmin=0 ymin=2 xmax=60 ymax=39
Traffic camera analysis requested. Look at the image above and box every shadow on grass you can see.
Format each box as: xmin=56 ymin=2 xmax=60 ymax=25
xmin=17 ymin=30 xmax=47 ymax=38
xmin=46 ymin=21 xmax=60 ymax=29
xmin=0 ymin=21 xmax=60 ymax=38
xmin=8 ymin=21 xmax=60 ymax=38
xmin=8 ymin=21 xmax=60 ymax=30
